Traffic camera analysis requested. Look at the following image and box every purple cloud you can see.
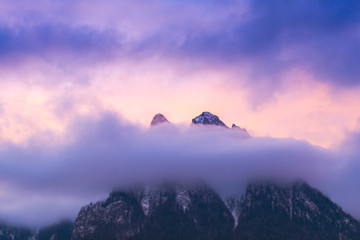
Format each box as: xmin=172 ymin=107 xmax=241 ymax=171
xmin=0 ymin=112 xmax=358 ymax=227
xmin=173 ymin=0 xmax=360 ymax=85
xmin=0 ymin=0 xmax=359 ymax=88
xmin=0 ymin=24 xmax=121 ymax=63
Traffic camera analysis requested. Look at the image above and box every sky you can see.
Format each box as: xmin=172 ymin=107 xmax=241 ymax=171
xmin=0 ymin=0 xmax=360 ymax=228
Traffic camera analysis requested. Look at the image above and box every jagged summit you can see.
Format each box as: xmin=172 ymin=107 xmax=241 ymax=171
xmin=192 ymin=112 xmax=251 ymax=137
xmin=150 ymin=113 xmax=169 ymax=126
xmin=231 ymin=123 xmax=247 ymax=132
xmin=231 ymin=124 xmax=250 ymax=137
xmin=192 ymin=112 xmax=228 ymax=128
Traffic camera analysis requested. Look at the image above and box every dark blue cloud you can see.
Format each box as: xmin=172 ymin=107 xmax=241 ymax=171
xmin=173 ymin=0 xmax=360 ymax=86
xmin=1 ymin=0 xmax=359 ymax=87
xmin=0 ymin=23 xmax=121 ymax=61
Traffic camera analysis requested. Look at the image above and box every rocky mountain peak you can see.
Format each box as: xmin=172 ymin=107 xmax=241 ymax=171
xmin=231 ymin=123 xmax=250 ymax=137
xmin=231 ymin=123 xmax=247 ymax=132
xmin=192 ymin=112 xmax=228 ymax=128
xmin=150 ymin=113 xmax=169 ymax=126
xmin=228 ymin=180 xmax=360 ymax=239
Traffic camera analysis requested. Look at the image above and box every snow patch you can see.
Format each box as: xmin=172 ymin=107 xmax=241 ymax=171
xmin=176 ymin=189 xmax=191 ymax=212
xmin=141 ymin=195 xmax=150 ymax=216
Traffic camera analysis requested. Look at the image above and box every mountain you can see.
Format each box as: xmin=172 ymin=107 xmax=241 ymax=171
xmin=2 ymin=111 xmax=359 ymax=239
xmin=150 ymin=114 xmax=169 ymax=126
xmin=192 ymin=112 xmax=250 ymax=137
xmin=192 ymin=112 xmax=227 ymax=127
xmin=231 ymin=124 xmax=248 ymax=133
xmin=71 ymin=183 xmax=234 ymax=240
xmin=71 ymin=181 xmax=360 ymax=240
xmin=150 ymin=111 xmax=250 ymax=136
xmin=227 ymin=181 xmax=360 ymax=240
xmin=0 ymin=224 xmax=33 ymax=240
xmin=69 ymin=112 xmax=360 ymax=239
xmin=231 ymin=124 xmax=250 ymax=138
xmin=0 ymin=221 xmax=73 ymax=240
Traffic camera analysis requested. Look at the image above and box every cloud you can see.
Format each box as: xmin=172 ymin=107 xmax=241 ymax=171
xmin=1 ymin=0 xmax=359 ymax=88
xmin=0 ymin=23 xmax=122 ymax=64
xmin=174 ymin=0 xmax=360 ymax=86
xmin=0 ymin=112 xmax=358 ymax=227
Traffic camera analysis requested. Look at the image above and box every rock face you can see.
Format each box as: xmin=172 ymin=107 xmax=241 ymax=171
xmin=150 ymin=114 xmax=169 ymax=126
xmin=227 ymin=181 xmax=360 ymax=240
xmin=71 ymin=181 xmax=360 ymax=240
xmin=0 ymin=224 xmax=33 ymax=240
xmin=231 ymin=124 xmax=250 ymax=138
xmin=191 ymin=112 xmax=228 ymax=128
xmin=231 ymin=123 xmax=247 ymax=133
xmin=71 ymin=191 xmax=144 ymax=240
xmin=71 ymin=183 xmax=234 ymax=240
xmin=192 ymin=112 xmax=250 ymax=137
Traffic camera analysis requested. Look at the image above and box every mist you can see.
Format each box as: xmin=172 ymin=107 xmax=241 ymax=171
xmin=0 ymin=112 xmax=358 ymax=228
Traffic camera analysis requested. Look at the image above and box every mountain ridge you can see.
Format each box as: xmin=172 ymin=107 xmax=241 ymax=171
xmin=70 ymin=180 xmax=360 ymax=240
xmin=151 ymin=111 xmax=251 ymax=137
xmin=150 ymin=114 xmax=169 ymax=126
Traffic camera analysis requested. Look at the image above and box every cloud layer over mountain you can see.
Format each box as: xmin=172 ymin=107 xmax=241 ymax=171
xmin=0 ymin=112 xmax=359 ymax=227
